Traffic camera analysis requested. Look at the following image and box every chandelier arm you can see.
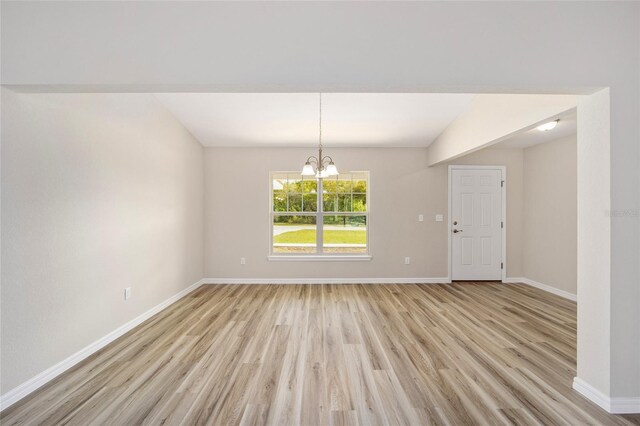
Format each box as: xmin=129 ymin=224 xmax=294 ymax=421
xmin=321 ymin=156 xmax=334 ymax=166
xmin=306 ymin=156 xmax=319 ymax=165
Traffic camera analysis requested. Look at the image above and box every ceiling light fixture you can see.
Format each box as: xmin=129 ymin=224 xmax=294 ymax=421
xmin=537 ymin=119 xmax=559 ymax=132
xmin=301 ymin=93 xmax=339 ymax=179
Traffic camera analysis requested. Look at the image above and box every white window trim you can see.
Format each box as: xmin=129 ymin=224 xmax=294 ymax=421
xmin=267 ymin=255 xmax=372 ymax=262
xmin=268 ymin=171 xmax=371 ymax=261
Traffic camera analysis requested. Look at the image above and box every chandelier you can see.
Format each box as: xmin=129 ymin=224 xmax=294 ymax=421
xmin=301 ymin=93 xmax=339 ymax=179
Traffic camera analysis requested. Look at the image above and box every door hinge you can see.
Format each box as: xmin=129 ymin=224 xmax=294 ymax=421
xmin=501 ymin=262 xmax=504 ymax=269
xmin=501 ymin=180 xmax=504 ymax=187
xmin=501 ymin=221 xmax=504 ymax=229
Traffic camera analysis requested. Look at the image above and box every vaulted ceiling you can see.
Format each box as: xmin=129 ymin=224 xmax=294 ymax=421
xmin=154 ymin=93 xmax=474 ymax=147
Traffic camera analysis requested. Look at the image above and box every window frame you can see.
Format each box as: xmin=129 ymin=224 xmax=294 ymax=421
xmin=268 ymin=171 xmax=371 ymax=261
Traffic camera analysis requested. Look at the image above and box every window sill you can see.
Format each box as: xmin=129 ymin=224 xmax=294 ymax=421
xmin=268 ymin=255 xmax=372 ymax=262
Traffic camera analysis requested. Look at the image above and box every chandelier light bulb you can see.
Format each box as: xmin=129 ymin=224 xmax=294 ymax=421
xmin=325 ymin=162 xmax=339 ymax=176
xmin=301 ymin=162 xmax=315 ymax=176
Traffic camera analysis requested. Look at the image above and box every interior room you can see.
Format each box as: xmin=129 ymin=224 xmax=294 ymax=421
xmin=1 ymin=1 xmax=639 ymax=425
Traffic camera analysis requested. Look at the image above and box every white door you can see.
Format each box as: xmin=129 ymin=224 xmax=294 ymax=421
xmin=450 ymin=167 xmax=503 ymax=280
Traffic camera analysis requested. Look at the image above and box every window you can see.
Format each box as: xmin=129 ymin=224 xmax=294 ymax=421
xmin=270 ymin=172 xmax=369 ymax=259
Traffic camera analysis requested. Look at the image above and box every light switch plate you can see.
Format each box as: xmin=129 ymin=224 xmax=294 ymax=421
xmin=124 ymin=287 xmax=132 ymax=300
xmin=435 ymin=214 xmax=444 ymax=222
xmin=418 ymin=214 xmax=424 ymax=222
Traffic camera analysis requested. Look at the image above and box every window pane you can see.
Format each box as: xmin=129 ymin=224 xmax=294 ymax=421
xmin=273 ymin=189 xmax=287 ymax=212
xmin=288 ymin=193 xmax=302 ymax=212
xmin=323 ymin=215 xmax=367 ymax=254
xmin=273 ymin=178 xmax=286 ymax=197
xmin=323 ymin=179 xmax=337 ymax=193
xmin=302 ymin=180 xmax=318 ymax=193
xmin=352 ymin=179 xmax=367 ymax=193
xmin=337 ymin=194 xmax=351 ymax=212
xmin=303 ymin=193 xmax=317 ymax=212
xmin=273 ymin=215 xmax=317 ymax=254
xmin=352 ymin=193 xmax=367 ymax=212
xmin=323 ymin=193 xmax=337 ymax=212
xmin=336 ymin=179 xmax=351 ymax=193
xmin=285 ymin=178 xmax=302 ymax=193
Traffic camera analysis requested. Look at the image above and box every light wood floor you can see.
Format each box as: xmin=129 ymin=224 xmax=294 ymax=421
xmin=2 ymin=283 xmax=639 ymax=425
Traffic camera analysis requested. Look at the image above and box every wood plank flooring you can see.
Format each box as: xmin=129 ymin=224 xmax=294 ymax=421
xmin=2 ymin=282 xmax=639 ymax=425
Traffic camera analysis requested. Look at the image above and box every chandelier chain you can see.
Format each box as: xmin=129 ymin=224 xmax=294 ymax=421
xmin=319 ymin=93 xmax=322 ymax=149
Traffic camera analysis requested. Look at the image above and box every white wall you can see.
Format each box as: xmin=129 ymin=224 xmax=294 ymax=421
xmin=522 ymin=136 xmax=577 ymax=295
xmin=1 ymin=0 xmax=638 ymax=403
xmin=0 ymin=89 xmax=204 ymax=394
xmin=203 ymin=147 xmax=523 ymax=279
xmin=577 ymin=90 xmax=612 ymax=396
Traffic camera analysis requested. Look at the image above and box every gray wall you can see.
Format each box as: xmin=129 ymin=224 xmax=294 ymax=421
xmin=523 ymin=136 xmax=577 ymax=294
xmin=0 ymin=90 xmax=204 ymax=393
xmin=203 ymin=147 xmax=524 ymax=279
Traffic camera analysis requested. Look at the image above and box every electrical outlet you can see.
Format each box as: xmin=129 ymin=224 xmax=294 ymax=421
xmin=418 ymin=214 xmax=424 ymax=222
xmin=240 ymin=257 xmax=246 ymax=265
xmin=124 ymin=287 xmax=132 ymax=300
xmin=435 ymin=214 xmax=444 ymax=222
xmin=404 ymin=257 xmax=411 ymax=265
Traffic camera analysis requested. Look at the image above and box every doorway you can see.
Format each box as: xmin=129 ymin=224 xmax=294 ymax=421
xmin=448 ymin=165 xmax=506 ymax=281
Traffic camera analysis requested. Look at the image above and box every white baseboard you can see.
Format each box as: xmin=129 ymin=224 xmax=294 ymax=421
xmin=0 ymin=279 xmax=204 ymax=412
xmin=202 ymin=277 xmax=451 ymax=284
xmin=573 ymin=377 xmax=640 ymax=414
xmin=503 ymin=277 xmax=577 ymax=301
xmin=573 ymin=377 xmax=611 ymax=412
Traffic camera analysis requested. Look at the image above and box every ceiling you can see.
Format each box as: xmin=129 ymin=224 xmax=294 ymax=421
xmin=496 ymin=111 xmax=577 ymax=149
xmin=154 ymin=93 xmax=474 ymax=148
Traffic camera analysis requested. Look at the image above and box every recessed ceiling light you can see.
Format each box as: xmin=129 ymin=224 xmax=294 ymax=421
xmin=537 ymin=120 xmax=559 ymax=131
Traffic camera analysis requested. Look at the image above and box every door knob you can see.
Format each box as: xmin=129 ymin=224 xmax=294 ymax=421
xmin=452 ymin=229 xmax=463 ymax=233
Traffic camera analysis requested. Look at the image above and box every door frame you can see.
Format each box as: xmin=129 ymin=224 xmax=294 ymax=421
xmin=447 ymin=165 xmax=507 ymax=282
